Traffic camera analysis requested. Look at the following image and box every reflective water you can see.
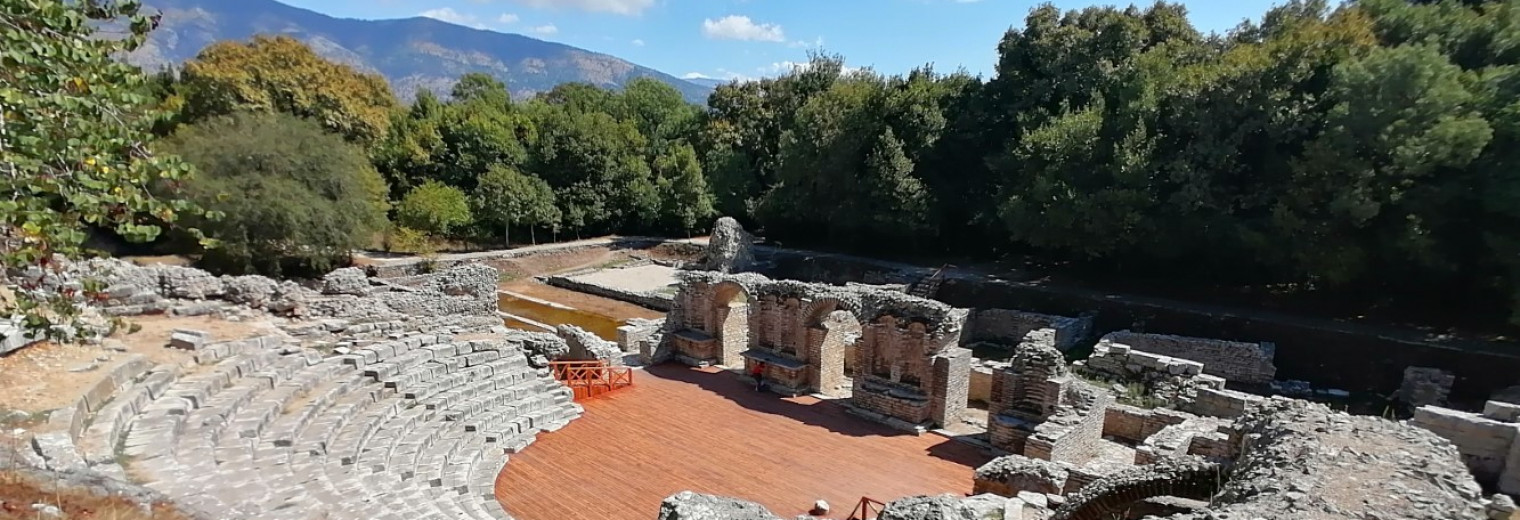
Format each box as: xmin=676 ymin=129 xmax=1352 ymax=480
xmin=498 ymin=292 xmax=627 ymax=341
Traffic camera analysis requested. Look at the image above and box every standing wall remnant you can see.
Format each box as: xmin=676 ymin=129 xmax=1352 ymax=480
xmin=1400 ymin=366 xmax=1457 ymax=408
xmin=963 ymin=309 xmax=1094 ymax=352
xmin=660 ymin=270 xmax=973 ymax=429
xmin=1098 ymin=331 xmax=1276 ymax=385
xmin=1411 ymin=402 xmax=1520 ymax=494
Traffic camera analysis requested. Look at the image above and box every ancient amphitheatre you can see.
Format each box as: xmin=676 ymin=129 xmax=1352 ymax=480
xmin=0 ymin=217 xmax=1517 ymax=520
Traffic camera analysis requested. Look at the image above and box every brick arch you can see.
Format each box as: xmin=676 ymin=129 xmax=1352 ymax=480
xmin=1050 ymin=462 xmax=1224 ymax=520
xmin=805 ymin=297 xmax=861 ymax=397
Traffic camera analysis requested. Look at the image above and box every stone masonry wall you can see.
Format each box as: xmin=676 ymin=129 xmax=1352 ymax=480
xmin=1024 ymin=384 xmax=1113 ymax=464
xmin=965 ymin=309 xmax=1093 ymax=351
xmin=1412 ymin=404 xmax=1520 ymax=490
xmin=1099 ymin=331 xmax=1276 ymax=385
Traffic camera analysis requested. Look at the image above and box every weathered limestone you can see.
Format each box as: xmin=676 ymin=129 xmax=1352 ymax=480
xmin=1401 ymin=366 xmax=1457 ymax=408
xmin=654 ymin=491 xmax=781 ymax=520
xmin=693 ymin=217 xmax=755 ymax=274
xmin=973 ymin=456 xmax=1069 ymax=496
xmin=1174 ymin=399 xmax=1487 ymax=519
xmin=617 ymin=317 xmax=664 ymax=354
xmin=558 ymin=324 xmax=623 ymax=365
xmin=43 ymin=257 xmax=499 ymax=323
xmin=879 ymin=493 xmax=1050 ymax=520
xmin=1411 ymin=402 xmax=1520 ymax=494
xmin=1096 ymin=331 xmax=1276 ymax=385
xmin=1077 ymin=340 xmax=1226 ymax=407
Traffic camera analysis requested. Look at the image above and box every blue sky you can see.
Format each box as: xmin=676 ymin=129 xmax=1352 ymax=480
xmin=280 ymin=0 xmax=1289 ymax=81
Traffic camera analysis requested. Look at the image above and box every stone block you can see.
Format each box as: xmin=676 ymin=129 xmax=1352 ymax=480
xmin=169 ymin=329 xmax=210 ymax=350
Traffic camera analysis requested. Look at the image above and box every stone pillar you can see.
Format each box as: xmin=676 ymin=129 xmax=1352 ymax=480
xmin=717 ymin=301 xmax=750 ymax=368
xmin=931 ymin=347 xmax=973 ymax=428
xmin=1504 ymin=425 xmax=1520 ymax=495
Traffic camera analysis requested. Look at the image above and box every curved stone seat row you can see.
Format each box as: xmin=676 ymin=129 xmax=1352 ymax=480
xmin=57 ymin=332 xmax=580 ymax=520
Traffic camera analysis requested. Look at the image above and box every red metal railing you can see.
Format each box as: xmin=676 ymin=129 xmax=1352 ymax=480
xmin=549 ymin=360 xmax=634 ymax=401
xmin=847 ymin=497 xmax=886 ymax=520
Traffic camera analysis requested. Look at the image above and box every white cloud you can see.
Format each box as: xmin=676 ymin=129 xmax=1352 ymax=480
xmin=419 ymin=8 xmax=487 ymax=29
xmin=508 ymin=0 xmax=654 ymax=16
xmin=631 ymin=38 xmax=645 ymax=46
xmin=684 ymin=69 xmax=753 ymax=83
xmin=701 ymin=15 xmax=785 ymax=42
xmin=497 ymin=13 xmax=520 ymax=24
xmin=529 ymin=24 xmax=559 ymax=35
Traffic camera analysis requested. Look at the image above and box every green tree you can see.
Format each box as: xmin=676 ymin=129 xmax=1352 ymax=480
xmin=528 ymin=104 xmax=658 ymax=236
xmin=397 ymin=181 xmax=472 ymax=236
xmin=161 ymin=112 xmax=388 ymax=276
xmin=472 ymin=166 xmax=559 ymax=246
xmin=179 ymin=35 xmax=399 ymax=143
xmin=1 ymin=0 xmax=205 ymax=339
xmin=653 ymin=144 xmax=715 ymax=235
xmin=451 ymin=73 xmax=511 ymax=106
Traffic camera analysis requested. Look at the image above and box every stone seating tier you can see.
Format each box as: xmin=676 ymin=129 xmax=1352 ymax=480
xmin=50 ymin=333 xmax=581 ymax=520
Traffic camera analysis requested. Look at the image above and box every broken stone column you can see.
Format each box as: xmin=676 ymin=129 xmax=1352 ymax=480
xmin=1400 ymin=366 xmax=1457 ymax=408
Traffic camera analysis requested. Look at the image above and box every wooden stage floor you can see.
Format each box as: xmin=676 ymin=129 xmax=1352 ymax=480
xmin=494 ymin=363 xmax=991 ymax=520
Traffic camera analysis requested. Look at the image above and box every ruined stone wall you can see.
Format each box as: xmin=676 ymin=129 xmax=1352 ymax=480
xmin=1024 ymin=385 xmax=1112 ymax=464
xmin=1183 ymin=388 xmax=1264 ymax=419
xmin=969 ymin=363 xmax=998 ymax=404
xmin=1101 ymin=404 xmax=1191 ymax=445
xmin=964 ymin=309 xmax=1093 ymax=351
xmin=1099 ymin=331 xmax=1276 ymax=385
xmin=1411 ymin=405 xmax=1520 ymax=490
xmin=1167 ymin=398 xmax=1491 ymax=520
xmin=558 ymin=324 xmax=624 ymax=365
xmin=617 ymin=318 xmax=664 ymax=354
xmin=754 ymin=294 xmax=807 ymax=356
xmin=47 ymin=259 xmax=500 ymax=323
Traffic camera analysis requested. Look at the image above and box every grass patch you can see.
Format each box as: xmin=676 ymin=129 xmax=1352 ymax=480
xmin=0 ymin=469 xmax=197 ymax=520
xmin=0 ymin=409 xmax=50 ymax=430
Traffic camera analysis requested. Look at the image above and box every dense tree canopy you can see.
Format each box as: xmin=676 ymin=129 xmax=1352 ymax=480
xmin=128 ymin=0 xmax=1520 ymax=327
xmin=161 ymin=112 xmax=388 ymax=276
xmin=178 ymin=35 xmax=399 ymax=143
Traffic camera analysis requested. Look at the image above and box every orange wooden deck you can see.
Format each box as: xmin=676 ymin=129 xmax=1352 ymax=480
xmin=494 ymin=363 xmax=991 ymax=520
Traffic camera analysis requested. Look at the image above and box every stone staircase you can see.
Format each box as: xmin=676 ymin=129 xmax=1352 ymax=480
xmin=58 ymin=332 xmax=581 ymax=520
xmin=907 ymin=265 xmax=950 ymax=299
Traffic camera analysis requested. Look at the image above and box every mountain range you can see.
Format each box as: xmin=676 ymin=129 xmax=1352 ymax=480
xmin=127 ymin=0 xmax=715 ymax=104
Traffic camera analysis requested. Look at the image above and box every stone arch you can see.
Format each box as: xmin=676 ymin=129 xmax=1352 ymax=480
xmin=804 ymin=298 xmax=861 ymax=397
xmin=709 ymin=281 xmax=751 ymax=367
xmin=1050 ymin=461 xmax=1224 ymax=520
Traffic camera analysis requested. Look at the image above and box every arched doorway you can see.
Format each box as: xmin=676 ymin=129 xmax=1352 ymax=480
xmin=710 ymin=281 xmax=751 ymax=368
xmin=805 ymin=298 xmax=860 ymax=398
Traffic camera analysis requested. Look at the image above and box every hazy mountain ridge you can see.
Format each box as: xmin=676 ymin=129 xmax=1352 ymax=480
xmin=129 ymin=0 xmax=713 ymax=103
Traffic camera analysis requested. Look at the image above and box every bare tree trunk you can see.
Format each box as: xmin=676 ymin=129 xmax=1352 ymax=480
xmin=504 ymin=224 xmax=511 ymax=248
xmin=530 ymin=226 xmax=537 ymax=245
